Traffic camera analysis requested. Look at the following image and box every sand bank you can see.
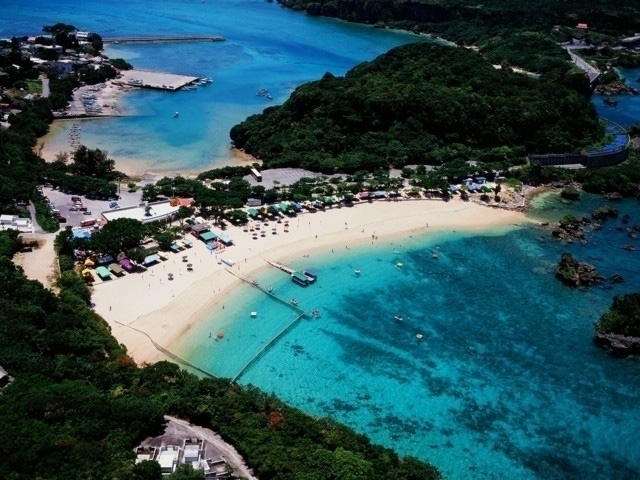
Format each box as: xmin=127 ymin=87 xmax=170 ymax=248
xmin=91 ymin=199 xmax=530 ymax=366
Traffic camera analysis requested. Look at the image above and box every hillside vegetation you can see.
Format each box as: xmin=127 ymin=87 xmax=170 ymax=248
xmin=230 ymin=42 xmax=603 ymax=173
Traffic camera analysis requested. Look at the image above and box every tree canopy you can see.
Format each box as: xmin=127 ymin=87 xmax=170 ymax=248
xmin=230 ymin=42 xmax=603 ymax=174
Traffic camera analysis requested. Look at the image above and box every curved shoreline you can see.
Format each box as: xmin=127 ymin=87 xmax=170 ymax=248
xmin=90 ymin=198 xmax=530 ymax=366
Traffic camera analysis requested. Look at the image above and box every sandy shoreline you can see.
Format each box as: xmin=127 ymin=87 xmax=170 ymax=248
xmin=90 ymin=199 xmax=530 ymax=366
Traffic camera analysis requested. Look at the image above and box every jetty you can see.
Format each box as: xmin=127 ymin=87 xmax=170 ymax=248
xmin=225 ymin=269 xmax=309 ymax=382
xmin=265 ymin=260 xmax=317 ymax=285
xmin=104 ymin=35 xmax=225 ymax=44
xmin=266 ymin=260 xmax=295 ymax=275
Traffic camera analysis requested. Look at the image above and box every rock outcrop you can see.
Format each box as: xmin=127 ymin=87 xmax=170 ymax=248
xmin=555 ymin=253 xmax=604 ymax=287
xmin=594 ymin=332 xmax=640 ymax=356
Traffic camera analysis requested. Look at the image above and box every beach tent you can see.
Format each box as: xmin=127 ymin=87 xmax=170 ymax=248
xmin=119 ymin=258 xmax=136 ymax=272
xmin=143 ymin=254 xmax=161 ymax=266
xmin=449 ymin=185 xmax=459 ymax=193
xmin=95 ymin=266 xmax=112 ymax=280
xmin=247 ymin=208 xmax=259 ymax=218
xmin=97 ymin=254 xmax=114 ymax=266
xmin=169 ymin=243 xmax=181 ymax=253
xmin=108 ymin=263 xmax=124 ymax=276
xmin=279 ymin=202 xmax=290 ymax=213
xmin=181 ymin=239 xmax=193 ymax=248
xmin=200 ymin=231 xmax=217 ymax=242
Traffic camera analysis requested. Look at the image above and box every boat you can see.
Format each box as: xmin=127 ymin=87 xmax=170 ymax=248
xmin=251 ymin=280 xmax=259 ymax=286
xmin=416 ymin=333 xmax=424 ymax=339
xmin=290 ymin=298 xmax=299 ymax=306
xmin=267 ymin=286 xmax=273 ymax=293
xmin=396 ymin=262 xmax=404 ymax=268
xmin=432 ymin=253 xmax=438 ymax=259
xmin=173 ymin=111 xmax=179 ymax=118
xmin=354 ymin=268 xmax=361 ymax=275
xmin=250 ymin=311 xmax=257 ymax=318
xmin=216 ymin=331 xmax=224 ymax=339
xmin=394 ymin=315 xmax=403 ymax=322
xmin=311 ymin=309 xmax=320 ymax=317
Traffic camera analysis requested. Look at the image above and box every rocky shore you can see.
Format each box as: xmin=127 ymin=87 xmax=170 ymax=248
xmin=555 ymin=253 xmax=604 ymax=287
xmin=594 ymin=332 xmax=640 ymax=356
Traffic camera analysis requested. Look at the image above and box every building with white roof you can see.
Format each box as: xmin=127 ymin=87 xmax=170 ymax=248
xmin=102 ymin=200 xmax=180 ymax=224
xmin=157 ymin=445 xmax=180 ymax=475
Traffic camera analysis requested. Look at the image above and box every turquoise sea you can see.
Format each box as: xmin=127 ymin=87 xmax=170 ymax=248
xmin=3 ymin=2 xmax=640 ymax=479
xmin=175 ymin=194 xmax=640 ymax=480
xmin=2 ymin=0 xmax=423 ymax=174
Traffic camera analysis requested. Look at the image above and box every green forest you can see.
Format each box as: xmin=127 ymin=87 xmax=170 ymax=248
xmin=230 ymin=42 xmax=603 ymax=173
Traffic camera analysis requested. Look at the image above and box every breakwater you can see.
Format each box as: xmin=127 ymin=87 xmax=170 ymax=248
xmin=103 ymin=35 xmax=225 ymax=44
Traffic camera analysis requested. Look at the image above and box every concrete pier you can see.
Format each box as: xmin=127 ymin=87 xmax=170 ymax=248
xmin=114 ymin=69 xmax=200 ymax=91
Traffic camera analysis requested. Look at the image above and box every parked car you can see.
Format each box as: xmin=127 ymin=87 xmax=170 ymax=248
xmin=57 ymin=216 xmax=67 ymax=223
xmin=69 ymin=206 xmax=78 ymax=211
xmin=83 ymin=211 xmax=92 ymax=215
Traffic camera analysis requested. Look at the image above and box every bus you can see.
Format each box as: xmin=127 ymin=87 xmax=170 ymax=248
xmin=250 ymin=168 xmax=262 ymax=182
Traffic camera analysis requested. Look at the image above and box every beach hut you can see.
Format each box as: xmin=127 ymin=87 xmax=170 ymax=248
xmin=143 ymin=254 xmax=161 ymax=266
xmin=214 ymin=230 xmax=233 ymax=246
xmin=81 ymin=268 xmax=95 ymax=283
xmin=97 ymin=254 xmax=114 ymax=266
xmin=119 ymin=257 xmax=136 ymax=272
xmin=200 ymin=231 xmax=217 ymax=243
xmin=108 ymin=263 xmax=124 ymax=277
xmin=95 ymin=266 xmax=112 ymax=280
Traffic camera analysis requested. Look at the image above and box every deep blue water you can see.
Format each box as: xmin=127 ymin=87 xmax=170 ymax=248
xmin=594 ymin=67 xmax=640 ymax=128
xmin=3 ymin=3 xmax=640 ymax=478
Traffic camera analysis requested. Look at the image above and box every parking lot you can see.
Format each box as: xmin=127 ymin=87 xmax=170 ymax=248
xmin=40 ymin=186 xmax=143 ymax=228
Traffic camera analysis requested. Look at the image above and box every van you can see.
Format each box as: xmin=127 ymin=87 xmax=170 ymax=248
xmin=51 ymin=209 xmax=60 ymax=215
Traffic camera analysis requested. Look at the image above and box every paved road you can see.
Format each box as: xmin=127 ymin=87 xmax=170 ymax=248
xmin=41 ymin=76 xmax=50 ymax=98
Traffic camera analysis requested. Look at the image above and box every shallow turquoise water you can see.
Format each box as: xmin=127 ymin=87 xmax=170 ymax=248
xmin=2 ymin=0 xmax=423 ymax=174
xmin=176 ymin=194 xmax=640 ymax=479
xmin=4 ymin=3 xmax=640 ymax=478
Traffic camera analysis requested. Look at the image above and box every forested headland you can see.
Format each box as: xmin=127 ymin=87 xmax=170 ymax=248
xmin=230 ymin=42 xmax=603 ymax=174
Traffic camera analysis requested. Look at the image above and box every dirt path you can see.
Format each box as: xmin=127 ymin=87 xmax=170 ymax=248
xmin=13 ymin=233 xmax=59 ymax=291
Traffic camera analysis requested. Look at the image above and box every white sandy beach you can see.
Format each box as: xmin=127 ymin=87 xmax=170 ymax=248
xmin=90 ymin=199 xmax=529 ymax=365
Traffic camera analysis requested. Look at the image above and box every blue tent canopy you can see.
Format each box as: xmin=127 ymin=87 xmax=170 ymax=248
xmin=143 ymin=254 xmax=161 ymax=266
